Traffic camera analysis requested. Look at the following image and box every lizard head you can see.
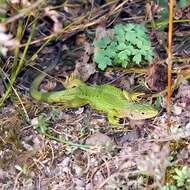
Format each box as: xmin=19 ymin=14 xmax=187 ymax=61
xmin=124 ymin=103 xmax=158 ymax=120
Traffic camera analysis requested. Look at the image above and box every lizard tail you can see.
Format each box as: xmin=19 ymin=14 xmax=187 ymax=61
xmin=30 ymin=42 xmax=62 ymax=102
xmin=30 ymin=42 xmax=87 ymax=104
xmin=30 ymin=69 xmax=50 ymax=102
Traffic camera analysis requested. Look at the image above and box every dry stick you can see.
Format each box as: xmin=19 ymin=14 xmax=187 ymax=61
xmin=17 ymin=1 xmax=128 ymax=48
xmin=167 ymin=0 xmax=174 ymax=126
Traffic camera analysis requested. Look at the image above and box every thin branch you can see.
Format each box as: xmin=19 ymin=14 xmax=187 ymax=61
xmin=167 ymin=0 xmax=174 ymax=124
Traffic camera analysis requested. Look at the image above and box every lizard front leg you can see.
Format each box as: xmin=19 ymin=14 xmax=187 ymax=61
xmin=64 ymin=73 xmax=85 ymax=89
xmin=107 ymin=113 xmax=121 ymax=126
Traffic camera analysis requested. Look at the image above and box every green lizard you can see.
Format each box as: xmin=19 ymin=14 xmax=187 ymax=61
xmin=30 ymin=66 xmax=158 ymax=125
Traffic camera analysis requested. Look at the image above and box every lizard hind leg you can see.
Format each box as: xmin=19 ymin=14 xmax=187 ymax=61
xmin=123 ymin=90 xmax=145 ymax=102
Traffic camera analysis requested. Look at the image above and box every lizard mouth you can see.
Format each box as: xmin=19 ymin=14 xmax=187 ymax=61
xmin=126 ymin=109 xmax=158 ymax=120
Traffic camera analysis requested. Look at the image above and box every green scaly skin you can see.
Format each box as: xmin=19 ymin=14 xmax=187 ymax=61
xmin=30 ymin=68 xmax=158 ymax=125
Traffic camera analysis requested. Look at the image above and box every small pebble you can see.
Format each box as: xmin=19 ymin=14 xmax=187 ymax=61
xmin=173 ymin=105 xmax=182 ymax=115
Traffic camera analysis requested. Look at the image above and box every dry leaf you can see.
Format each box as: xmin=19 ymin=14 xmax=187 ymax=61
xmin=173 ymin=104 xmax=183 ymax=115
xmin=44 ymin=7 xmax=63 ymax=32
xmin=0 ymin=26 xmax=18 ymax=56
xmin=146 ymin=62 xmax=167 ymax=91
xmin=85 ymin=132 xmax=114 ymax=148
xmin=73 ymin=42 xmax=96 ymax=81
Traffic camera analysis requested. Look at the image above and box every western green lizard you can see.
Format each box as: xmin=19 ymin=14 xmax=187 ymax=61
xmin=30 ymin=65 xmax=158 ymax=125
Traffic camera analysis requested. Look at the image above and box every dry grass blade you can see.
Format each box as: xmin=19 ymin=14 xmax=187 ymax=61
xmin=0 ymin=21 xmax=35 ymax=107
xmin=3 ymin=0 xmax=44 ymax=25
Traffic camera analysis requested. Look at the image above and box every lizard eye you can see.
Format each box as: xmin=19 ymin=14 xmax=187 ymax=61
xmin=141 ymin=112 xmax=145 ymax=115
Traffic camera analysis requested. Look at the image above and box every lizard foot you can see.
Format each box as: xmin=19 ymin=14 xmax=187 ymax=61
xmin=108 ymin=114 xmax=124 ymax=128
xmin=123 ymin=90 xmax=145 ymax=102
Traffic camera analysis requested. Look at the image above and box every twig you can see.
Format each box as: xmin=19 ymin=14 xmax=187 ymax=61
xmin=167 ymin=0 xmax=174 ymax=126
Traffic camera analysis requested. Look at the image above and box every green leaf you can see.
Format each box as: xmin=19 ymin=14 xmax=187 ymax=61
xmin=125 ymin=23 xmax=136 ymax=31
xmin=105 ymin=46 xmax=117 ymax=57
xmin=162 ymin=184 xmax=177 ymax=190
xmin=136 ymin=40 xmax=143 ymax=48
xmin=155 ymin=96 xmax=162 ymax=110
xmin=142 ymin=39 xmax=151 ymax=46
xmin=156 ymin=0 xmax=167 ymax=7
xmin=105 ymin=42 xmax=118 ymax=57
xmin=174 ymin=168 xmax=183 ymax=177
xmin=37 ymin=115 xmax=48 ymax=134
xmin=115 ymin=57 xmax=125 ymax=66
xmin=135 ymin=25 xmax=147 ymax=35
xmin=115 ymin=31 xmax=125 ymax=41
xmin=126 ymin=45 xmax=135 ymax=53
xmin=178 ymin=0 xmax=188 ymax=8
xmin=49 ymin=109 xmax=60 ymax=121
xmin=98 ymin=56 xmax=112 ymax=70
xmin=114 ymin=24 xmax=126 ymax=34
xmin=160 ymin=8 xmax=169 ymax=19
xmin=121 ymin=60 xmax=129 ymax=67
xmin=125 ymin=31 xmax=137 ymax=44
xmin=131 ymin=48 xmax=139 ymax=55
xmin=118 ymin=50 xmax=130 ymax=60
xmin=94 ymin=50 xmax=112 ymax=70
xmin=94 ymin=50 xmax=105 ymax=63
xmin=144 ymin=53 xmax=153 ymax=62
xmin=117 ymin=42 xmax=127 ymax=50
xmin=133 ymin=53 xmax=142 ymax=64
xmin=140 ymin=46 xmax=151 ymax=55
xmin=114 ymin=24 xmax=125 ymax=42
xmin=94 ymin=23 xmax=153 ymax=69
xmin=93 ymin=36 xmax=110 ymax=48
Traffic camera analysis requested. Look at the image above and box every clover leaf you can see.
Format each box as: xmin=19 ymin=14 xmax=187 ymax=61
xmin=93 ymin=23 xmax=153 ymax=70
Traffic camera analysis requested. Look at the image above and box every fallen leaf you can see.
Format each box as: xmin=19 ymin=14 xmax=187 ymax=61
xmin=73 ymin=42 xmax=96 ymax=81
xmin=44 ymin=7 xmax=63 ymax=32
xmin=145 ymin=62 xmax=167 ymax=91
xmin=173 ymin=104 xmax=183 ymax=115
xmin=76 ymin=33 xmax=87 ymax=46
xmin=85 ymin=132 xmax=114 ymax=148
xmin=0 ymin=31 xmax=18 ymax=56
xmin=120 ymin=128 xmax=141 ymax=144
